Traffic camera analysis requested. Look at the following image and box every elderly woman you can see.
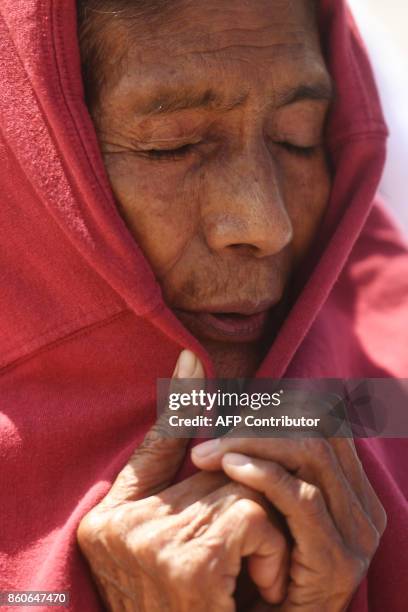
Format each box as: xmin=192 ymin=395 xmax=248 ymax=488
xmin=0 ymin=0 xmax=407 ymax=611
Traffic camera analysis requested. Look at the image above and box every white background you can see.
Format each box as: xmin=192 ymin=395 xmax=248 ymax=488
xmin=347 ymin=0 xmax=408 ymax=235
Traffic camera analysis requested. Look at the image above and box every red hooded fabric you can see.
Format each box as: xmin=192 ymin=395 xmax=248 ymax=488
xmin=0 ymin=1 xmax=407 ymax=610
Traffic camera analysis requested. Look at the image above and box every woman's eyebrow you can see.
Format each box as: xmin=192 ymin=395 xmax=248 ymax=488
xmin=276 ymin=79 xmax=335 ymax=107
xmin=136 ymin=88 xmax=248 ymax=116
xmin=134 ymin=78 xmax=334 ymax=117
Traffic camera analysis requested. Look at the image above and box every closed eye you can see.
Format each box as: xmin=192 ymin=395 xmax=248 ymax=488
xmin=142 ymin=143 xmax=195 ymax=161
xmin=276 ymin=142 xmax=319 ymax=158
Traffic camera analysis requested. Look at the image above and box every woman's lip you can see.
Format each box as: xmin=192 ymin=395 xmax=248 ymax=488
xmin=194 ymin=299 xmax=278 ymax=316
xmin=175 ymin=308 xmax=272 ymax=341
xmin=199 ymin=311 xmax=269 ymax=336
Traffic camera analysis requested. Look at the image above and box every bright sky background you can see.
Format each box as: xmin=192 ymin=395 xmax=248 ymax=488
xmin=347 ymin=0 xmax=408 ymax=234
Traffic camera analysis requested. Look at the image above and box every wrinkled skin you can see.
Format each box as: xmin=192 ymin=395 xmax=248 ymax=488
xmin=77 ymin=1 xmax=386 ymax=610
xmin=89 ymin=0 xmax=332 ymax=378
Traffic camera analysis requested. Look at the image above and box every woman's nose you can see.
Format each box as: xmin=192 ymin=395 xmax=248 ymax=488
xmin=202 ymin=150 xmax=293 ymax=258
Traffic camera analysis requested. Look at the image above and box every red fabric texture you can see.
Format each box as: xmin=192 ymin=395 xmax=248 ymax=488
xmin=0 ymin=1 xmax=407 ymax=610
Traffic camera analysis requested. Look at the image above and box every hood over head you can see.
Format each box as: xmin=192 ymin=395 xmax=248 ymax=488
xmin=0 ymin=0 xmax=389 ymax=373
xmin=1 ymin=1 xmax=408 ymax=611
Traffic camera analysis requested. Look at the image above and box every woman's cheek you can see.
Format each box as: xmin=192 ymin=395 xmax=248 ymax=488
xmin=104 ymin=156 xmax=199 ymax=275
xmin=280 ymin=154 xmax=331 ymax=262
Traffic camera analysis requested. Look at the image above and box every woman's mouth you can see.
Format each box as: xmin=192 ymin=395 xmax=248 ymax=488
xmin=174 ymin=305 xmax=276 ymax=342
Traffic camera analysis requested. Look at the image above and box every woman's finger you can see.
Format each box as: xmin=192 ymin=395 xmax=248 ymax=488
xmin=156 ymin=470 xmax=230 ymax=512
xmin=220 ymin=453 xmax=378 ymax=606
xmin=220 ymin=452 xmax=342 ymax=550
xmin=203 ymin=496 xmax=289 ymax=604
xmin=103 ymin=350 xmax=205 ymax=507
xmin=192 ymin=436 xmax=368 ymax=543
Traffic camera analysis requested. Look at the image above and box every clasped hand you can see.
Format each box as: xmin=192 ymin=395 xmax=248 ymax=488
xmin=77 ymin=351 xmax=386 ymax=611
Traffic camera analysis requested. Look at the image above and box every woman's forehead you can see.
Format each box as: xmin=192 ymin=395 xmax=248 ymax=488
xmin=78 ymin=0 xmax=321 ymax=108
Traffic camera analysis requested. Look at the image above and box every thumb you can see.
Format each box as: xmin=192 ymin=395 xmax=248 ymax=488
xmin=104 ymin=350 xmax=205 ymax=507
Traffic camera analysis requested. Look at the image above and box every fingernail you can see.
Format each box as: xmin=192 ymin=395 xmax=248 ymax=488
xmin=192 ymin=438 xmax=220 ymax=457
xmin=223 ymin=453 xmax=249 ymax=467
xmin=175 ymin=350 xmax=197 ymax=378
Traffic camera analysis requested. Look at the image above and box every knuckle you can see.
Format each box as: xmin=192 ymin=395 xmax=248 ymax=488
xmin=77 ymin=507 xmax=107 ymax=547
xmin=261 ymin=462 xmax=296 ymax=501
xmin=302 ymin=438 xmax=334 ymax=466
xmin=77 ymin=503 xmax=167 ymax=579
xmin=234 ymin=497 xmax=265 ymax=519
xmin=95 ymin=510 xmax=131 ymax=557
xmin=103 ymin=506 xmax=131 ymax=543
xmin=141 ymin=424 xmax=167 ymax=446
xmin=232 ymin=498 xmax=269 ymax=533
xmin=297 ymin=482 xmax=326 ymax=517
xmin=82 ymin=504 xmax=149 ymax=560
xmin=267 ymin=462 xmax=293 ymax=489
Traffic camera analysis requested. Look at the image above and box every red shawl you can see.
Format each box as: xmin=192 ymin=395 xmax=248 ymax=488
xmin=0 ymin=1 xmax=407 ymax=610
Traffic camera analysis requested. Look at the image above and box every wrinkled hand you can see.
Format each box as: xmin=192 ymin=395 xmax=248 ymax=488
xmin=77 ymin=351 xmax=289 ymax=612
xmin=192 ymin=434 xmax=387 ymax=612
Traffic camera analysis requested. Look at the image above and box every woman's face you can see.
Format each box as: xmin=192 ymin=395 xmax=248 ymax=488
xmin=84 ymin=0 xmax=332 ymax=368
